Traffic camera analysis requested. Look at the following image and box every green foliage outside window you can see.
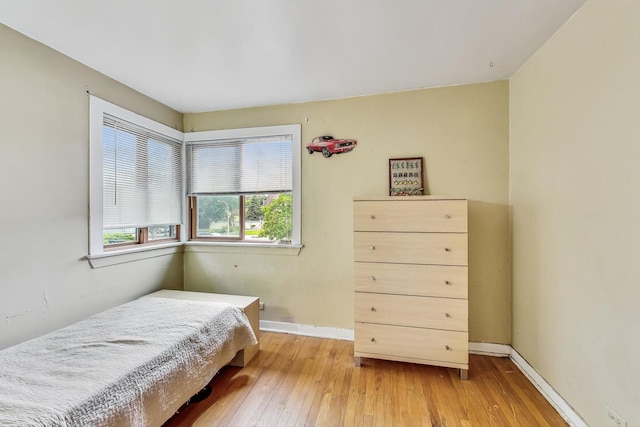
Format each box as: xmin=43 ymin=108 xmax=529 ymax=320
xmin=259 ymin=194 xmax=292 ymax=242
xmin=197 ymin=196 xmax=239 ymax=231
xmin=103 ymin=232 xmax=136 ymax=244
xmin=246 ymin=195 xmax=267 ymax=221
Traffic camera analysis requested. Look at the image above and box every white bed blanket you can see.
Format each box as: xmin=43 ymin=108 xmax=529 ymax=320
xmin=0 ymin=296 xmax=257 ymax=427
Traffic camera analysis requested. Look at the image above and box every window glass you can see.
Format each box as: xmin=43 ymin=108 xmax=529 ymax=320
xmin=148 ymin=225 xmax=177 ymax=241
xmin=196 ymin=195 xmax=241 ymax=238
xmin=103 ymin=227 xmax=137 ymax=245
xmin=246 ymin=193 xmax=292 ymax=243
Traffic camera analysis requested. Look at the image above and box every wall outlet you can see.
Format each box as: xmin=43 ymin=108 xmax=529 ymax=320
xmin=606 ymin=406 xmax=626 ymax=427
xmin=259 ymin=301 xmax=265 ymax=310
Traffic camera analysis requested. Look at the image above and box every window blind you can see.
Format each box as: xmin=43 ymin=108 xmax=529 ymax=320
xmin=186 ymin=135 xmax=293 ymax=195
xmin=103 ymin=114 xmax=182 ymax=228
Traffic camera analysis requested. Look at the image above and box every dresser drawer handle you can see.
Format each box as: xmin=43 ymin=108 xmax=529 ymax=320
xmin=369 ymin=245 xmax=376 ymax=250
xmin=370 ymin=276 xmax=376 ymax=281
xmin=445 ymin=280 xmax=452 ymax=286
xmin=445 ymin=312 xmax=451 ymax=318
xmin=444 ymin=247 xmax=451 ymax=252
xmin=370 ymin=307 xmax=376 ymax=312
xmin=445 ymin=345 xmax=451 ymax=350
xmin=369 ymin=214 xmax=376 ymax=220
xmin=444 ymin=214 xmax=451 ymax=219
xmin=371 ymin=337 xmax=376 ymax=343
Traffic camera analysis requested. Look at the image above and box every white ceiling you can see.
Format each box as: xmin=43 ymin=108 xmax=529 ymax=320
xmin=1 ymin=0 xmax=585 ymax=113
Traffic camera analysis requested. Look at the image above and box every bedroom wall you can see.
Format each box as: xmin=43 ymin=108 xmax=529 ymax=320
xmin=184 ymin=81 xmax=511 ymax=344
xmin=510 ymin=0 xmax=640 ymax=425
xmin=0 ymin=24 xmax=184 ymax=350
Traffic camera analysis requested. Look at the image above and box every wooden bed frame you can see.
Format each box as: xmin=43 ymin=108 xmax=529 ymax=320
xmin=147 ymin=289 xmax=260 ymax=366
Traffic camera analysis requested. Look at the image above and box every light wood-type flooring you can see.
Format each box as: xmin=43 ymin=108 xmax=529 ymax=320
xmin=164 ymin=331 xmax=567 ymax=427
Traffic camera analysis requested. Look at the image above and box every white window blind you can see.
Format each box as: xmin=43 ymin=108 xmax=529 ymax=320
xmin=186 ymin=135 xmax=293 ymax=195
xmin=103 ymin=114 xmax=182 ymax=228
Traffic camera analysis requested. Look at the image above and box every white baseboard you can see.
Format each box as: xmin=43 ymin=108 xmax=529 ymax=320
xmin=260 ymin=320 xmax=354 ymax=341
xmin=259 ymin=320 xmax=586 ymax=426
xmin=509 ymin=348 xmax=588 ymax=427
xmin=469 ymin=341 xmax=511 ymax=357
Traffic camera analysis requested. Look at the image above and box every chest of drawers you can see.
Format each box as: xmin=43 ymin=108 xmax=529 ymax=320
xmin=353 ymin=196 xmax=468 ymax=379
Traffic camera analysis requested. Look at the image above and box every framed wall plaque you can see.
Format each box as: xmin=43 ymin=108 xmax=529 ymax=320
xmin=389 ymin=157 xmax=424 ymax=196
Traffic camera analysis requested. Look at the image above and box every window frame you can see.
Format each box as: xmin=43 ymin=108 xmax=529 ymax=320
xmin=188 ymin=195 xmax=243 ymax=241
xmin=89 ymin=96 xmax=186 ymax=256
xmin=102 ymin=225 xmax=181 ymax=251
xmin=184 ymin=124 xmax=301 ymax=246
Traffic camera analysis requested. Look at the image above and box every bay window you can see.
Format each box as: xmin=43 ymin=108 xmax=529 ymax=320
xmin=89 ymin=98 xmax=300 ymax=260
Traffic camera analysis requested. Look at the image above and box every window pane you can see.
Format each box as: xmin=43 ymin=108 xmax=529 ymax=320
xmin=197 ymin=195 xmax=241 ymax=238
xmin=103 ymin=227 xmax=137 ymax=245
xmin=244 ymin=193 xmax=292 ymax=243
xmin=148 ymin=225 xmax=176 ymax=240
xmin=255 ymin=193 xmax=292 ymax=243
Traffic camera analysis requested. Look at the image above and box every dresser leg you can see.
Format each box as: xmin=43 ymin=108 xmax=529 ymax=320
xmin=354 ymin=357 xmax=362 ymax=367
xmin=460 ymin=369 xmax=468 ymax=380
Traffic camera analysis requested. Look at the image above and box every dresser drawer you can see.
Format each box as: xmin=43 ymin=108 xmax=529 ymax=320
xmin=354 ymin=232 xmax=467 ymax=265
xmin=355 ymin=293 xmax=468 ymax=331
xmin=355 ymin=322 xmax=468 ymax=365
xmin=354 ymin=199 xmax=467 ymax=233
xmin=354 ymin=262 xmax=467 ymax=299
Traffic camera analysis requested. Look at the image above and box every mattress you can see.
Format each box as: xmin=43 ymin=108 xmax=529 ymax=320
xmin=0 ymin=295 xmax=257 ymax=427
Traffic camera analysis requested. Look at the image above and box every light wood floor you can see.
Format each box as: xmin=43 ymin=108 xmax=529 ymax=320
xmin=165 ymin=332 xmax=567 ymax=427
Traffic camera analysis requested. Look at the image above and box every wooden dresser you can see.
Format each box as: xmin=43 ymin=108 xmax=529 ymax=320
xmin=353 ymin=196 xmax=469 ymax=379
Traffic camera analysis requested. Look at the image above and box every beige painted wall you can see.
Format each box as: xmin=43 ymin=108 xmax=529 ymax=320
xmin=510 ymin=0 xmax=640 ymax=425
xmin=184 ymin=81 xmax=511 ymax=344
xmin=0 ymin=24 xmax=184 ymax=349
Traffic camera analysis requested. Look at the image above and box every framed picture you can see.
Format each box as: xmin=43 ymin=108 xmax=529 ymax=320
xmin=389 ymin=157 xmax=424 ymax=196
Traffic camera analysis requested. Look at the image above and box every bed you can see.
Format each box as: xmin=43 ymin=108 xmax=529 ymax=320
xmin=0 ymin=291 xmax=258 ymax=427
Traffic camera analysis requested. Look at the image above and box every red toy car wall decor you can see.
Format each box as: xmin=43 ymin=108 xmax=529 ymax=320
xmin=307 ymin=135 xmax=357 ymax=158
